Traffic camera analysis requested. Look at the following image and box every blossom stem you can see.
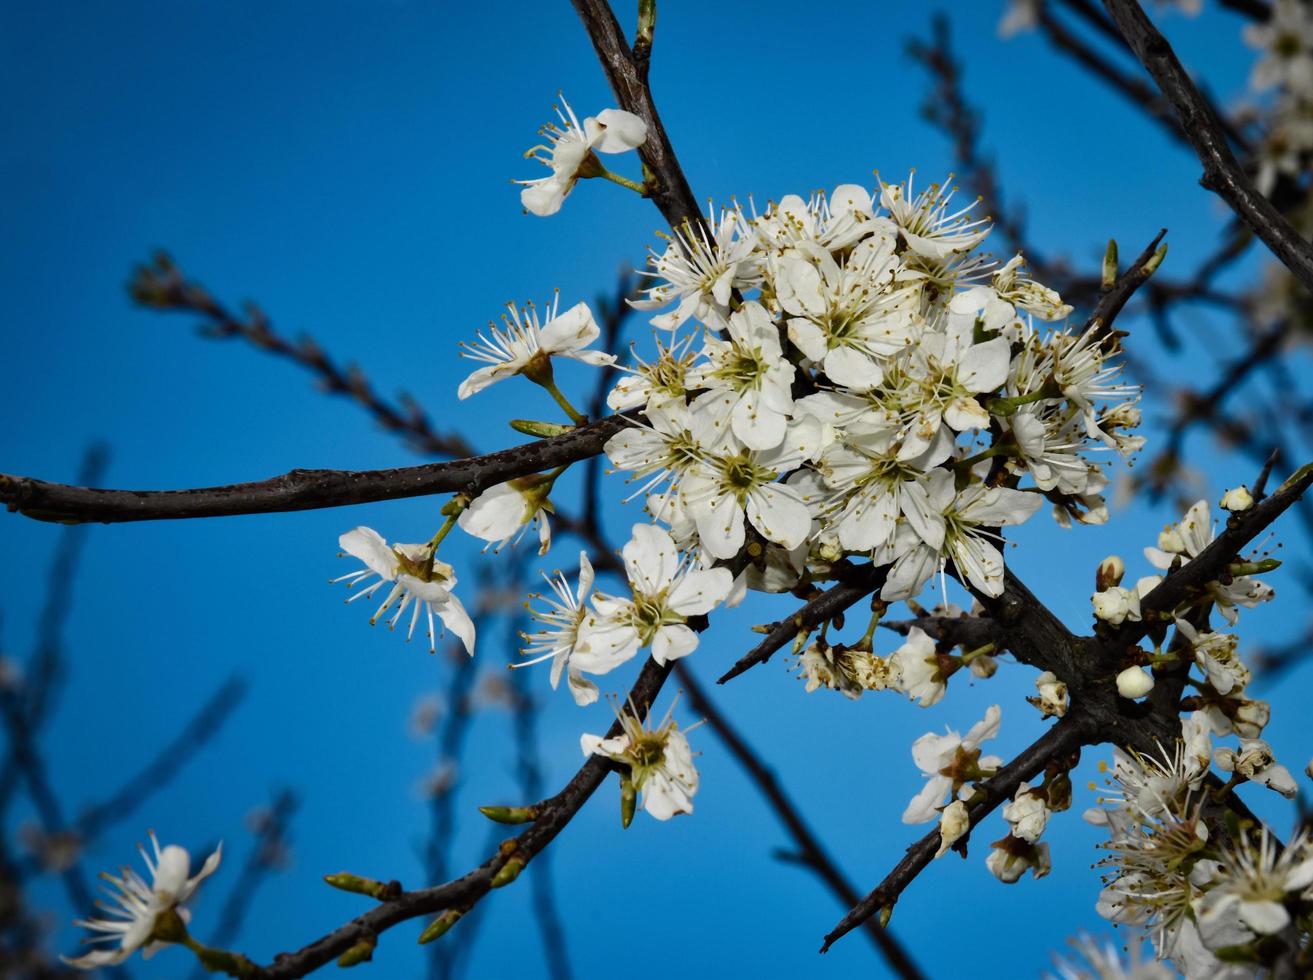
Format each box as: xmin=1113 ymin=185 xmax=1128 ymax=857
xmin=182 ymin=935 xmax=259 ymax=978
xmin=596 ymin=168 xmax=648 ymax=196
xmin=853 ymin=601 xmax=887 ymax=652
xmin=537 ymin=377 xmax=589 ymax=425
xmin=959 ymin=642 xmax=996 ymax=665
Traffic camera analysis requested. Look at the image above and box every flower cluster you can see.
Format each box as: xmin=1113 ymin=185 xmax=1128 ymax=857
xmin=1088 ymin=715 xmax=1310 ymax=975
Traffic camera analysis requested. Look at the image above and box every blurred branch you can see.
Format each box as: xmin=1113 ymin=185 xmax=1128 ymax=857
xmin=189 ymin=789 xmax=298 ymax=980
xmin=675 ymin=661 xmax=925 ymax=979
xmin=130 ymin=254 xmax=475 ymax=460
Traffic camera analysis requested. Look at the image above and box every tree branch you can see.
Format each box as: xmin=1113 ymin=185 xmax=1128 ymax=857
xmin=1102 ymin=0 xmax=1313 ymax=294
xmin=0 ymin=413 xmax=636 ymax=525
xmin=820 ymin=709 xmax=1092 ymax=953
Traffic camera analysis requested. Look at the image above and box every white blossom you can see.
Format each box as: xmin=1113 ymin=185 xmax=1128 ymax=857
xmin=581 ymin=699 xmax=700 ymax=821
xmin=519 ymin=553 xmax=600 ymax=705
xmin=62 ymin=833 xmax=221 ymax=969
xmin=334 ymin=527 xmax=475 ymax=655
xmin=516 ymin=96 xmax=646 ymax=216
xmin=902 ymin=704 xmax=1002 ymax=824
xmin=458 ymin=296 xmax=614 ymax=399
xmin=575 ymin=524 xmax=732 ymax=672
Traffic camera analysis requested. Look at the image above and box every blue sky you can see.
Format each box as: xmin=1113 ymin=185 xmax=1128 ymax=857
xmin=3 ymin=1 xmax=1310 ymax=977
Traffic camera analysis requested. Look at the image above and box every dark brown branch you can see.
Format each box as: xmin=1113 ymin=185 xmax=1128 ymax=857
xmin=1103 ymin=0 xmax=1313 ymax=294
xmin=569 ymin=0 xmax=703 ymax=232
xmin=716 ymin=564 xmax=887 ymax=684
xmin=820 ymin=710 xmax=1092 ymax=953
xmin=0 ymin=413 xmax=636 ymax=525
xmin=675 ymin=662 xmax=925 ymax=979
xmin=254 ymin=657 xmax=672 ymax=979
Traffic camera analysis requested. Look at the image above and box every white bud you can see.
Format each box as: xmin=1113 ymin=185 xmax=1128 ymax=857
xmin=1158 ymin=526 xmax=1186 ymax=554
xmin=1092 ymin=587 xmax=1140 ymax=626
xmin=1116 ymin=665 xmax=1154 ymax=700
xmin=935 ymin=800 xmax=970 ymax=858
xmin=1096 ymin=555 xmax=1125 ymax=591
xmin=1220 ymin=486 xmax=1254 ymax=513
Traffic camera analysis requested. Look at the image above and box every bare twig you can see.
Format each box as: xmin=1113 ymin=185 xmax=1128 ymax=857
xmin=675 ymin=662 xmax=925 ymax=979
xmin=1103 ymin=0 xmax=1313 ymax=294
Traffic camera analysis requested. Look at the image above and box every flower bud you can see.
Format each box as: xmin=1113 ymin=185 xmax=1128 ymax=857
xmin=935 ymin=801 xmax=970 ymax=858
xmin=1116 ymin=665 xmax=1154 ymax=700
xmin=418 ymin=909 xmax=464 ymax=944
xmin=1092 ymin=587 xmax=1139 ymax=626
xmin=1158 ymin=526 xmax=1186 ymax=554
xmin=1220 ymin=486 xmax=1254 ymax=513
xmin=1096 ymin=555 xmax=1125 ymax=591
xmin=1027 ymin=670 xmax=1068 ymax=719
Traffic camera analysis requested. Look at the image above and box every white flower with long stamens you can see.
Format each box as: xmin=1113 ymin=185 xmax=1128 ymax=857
xmin=753 ymin=184 xmax=884 ymax=253
xmin=992 ymin=254 xmax=1072 ymax=321
xmin=515 ymin=95 xmax=647 ymax=217
xmin=605 ymin=400 xmax=706 ymax=507
xmin=1048 ymin=933 xmax=1174 ymax=980
xmin=903 ymin=704 xmax=1002 ymax=824
xmin=458 ymin=477 xmax=556 ymax=555
xmin=458 ymin=295 xmax=614 ymax=400
xmin=581 ymin=698 xmax=701 ymax=821
xmin=334 ymin=527 xmax=475 ymax=655
xmin=1195 ymin=829 xmax=1313 ymax=950
xmin=679 ymin=417 xmax=822 ymax=561
xmin=817 ymin=424 xmax=952 ymax=555
xmin=882 ymin=469 xmax=1043 ymax=600
xmin=1243 ymin=0 xmax=1313 ymax=94
xmin=906 ymin=323 xmax=1013 ymax=437
xmin=1173 ymin=619 xmax=1249 ymax=697
xmin=1049 ymin=327 xmax=1140 ymax=450
xmin=574 ymin=524 xmax=732 ymax=672
xmin=775 ymin=238 xmax=915 ymax=392
xmin=880 ymin=173 xmax=990 ymax=262
xmin=518 ymin=553 xmax=599 ymax=705
xmin=686 ymin=301 xmax=796 ymax=450
xmin=1144 ymin=500 xmax=1274 ymax=624
xmin=631 ymin=205 xmax=760 ymax=331
xmin=607 ymin=330 xmax=701 ymax=413
xmin=62 ymin=833 xmax=221 ymax=969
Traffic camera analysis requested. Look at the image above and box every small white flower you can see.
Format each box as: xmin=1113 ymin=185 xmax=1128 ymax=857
xmin=880 ymin=173 xmax=990 ymax=262
xmin=1194 ymin=830 xmax=1313 ymax=950
xmin=458 ymin=296 xmax=614 ymax=399
xmin=936 ymin=800 xmax=970 ymax=858
xmin=1092 ymin=586 xmax=1140 ymax=626
xmin=334 ymin=527 xmax=476 ymax=655
xmin=889 ymin=626 xmax=948 ymax=707
xmin=986 ymin=837 xmax=1051 ymax=883
xmin=902 ymin=705 xmax=1002 ymax=824
xmin=1003 ymin=784 xmax=1050 ymax=843
xmin=1220 ymin=485 xmax=1254 ymax=513
xmin=992 ymin=254 xmax=1072 ymax=320
xmin=1116 ymin=665 xmax=1154 ymax=701
xmin=575 ymin=524 xmax=732 ymax=672
xmin=458 ymin=477 xmax=555 ymax=555
xmin=519 ymin=553 xmax=600 ymax=705
xmin=686 ymin=302 xmax=796 ymax=451
xmin=581 ymin=699 xmax=700 ymax=821
xmin=62 ymin=833 xmax=222 ymax=969
xmin=516 ymin=96 xmax=646 ymax=216
xmin=1174 ymin=619 xmax=1249 ymax=697
xmin=632 ymin=205 xmax=760 ymax=330
xmin=1214 ymin=739 xmax=1298 ymax=798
